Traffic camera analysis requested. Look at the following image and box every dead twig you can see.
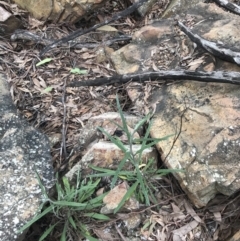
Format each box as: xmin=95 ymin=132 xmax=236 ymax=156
xmin=39 ymin=0 xmax=148 ymax=56
xmin=115 ymin=224 xmax=128 ymax=241
xmin=67 ymin=70 xmax=240 ymax=87
xmin=213 ymin=0 xmax=240 ymax=15
xmin=11 ymin=30 xmax=132 ymax=49
xmin=60 ymin=77 xmax=67 ymax=162
xmin=178 ymin=21 xmax=240 ymax=66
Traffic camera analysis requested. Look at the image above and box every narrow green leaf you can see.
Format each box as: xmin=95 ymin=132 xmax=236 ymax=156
xmin=137 ymin=189 xmax=144 ymax=203
xmin=116 ymin=95 xmax=131 ymax=140
xmin=84 ymin=235 xmax=99 ymax=241
xmin=88 ymin=172 xmax=116 ymax=178
xmin=70 ymin=68 xmax=88 ymax=75
xmin=146 ymin=181 xmax=158 ymax=204
xmin=34 ymin=170 xmax=49 ymax=199
xmin=132 ymin=114 xmax=150 ymax=135
xmin=51 ymin=200 xmax=87 ymax=207
xmin=18 ymin=205 xmax=54 ymax=233
xmin=110 ymin=155 xmax=128 ymax=189
xmin=77 ymin=179 xmax=99 ymax=203
xmin=60 ymin=220 xmax=68 ymax=241
xmin=136 ymin=169 xmax=150 ymax=205
xmin=84 ymin=213 xmax=110 ymax=220
xmin=141 ymin=220 xmax=151 ymax=231
xmin=134 ymin=135 xmax=173 ymax=143
xmin=114 ymin=181 xmax=139 ymax=214
xmin=62 ymin=176 xmax=71 ymax=195
xmin=41 ymin=86 xmax=53 ymax=94
xmin=68 ymin=216 xmax=76 ymax=230
xmin=136 ymin=119 xmax=153 ymax=161
xmin=97 ymin=127 xmax=127 ymax=152
xmin=36 ymin=58 xmax=52 ymax=66
xmin=142 ymin=158 xmax=154 ymax=172
xmin=118 ymin=175 xmax=127 ymax=180
xmin=86 ymin=192 xmax=107 ymax=205
xmin=39 ymin=223 xmax=58 ymax=241
xmin=79 ymin=223 xmax=99 ymax=241
xmin=89 ymin=165 xmax=116 ymax=173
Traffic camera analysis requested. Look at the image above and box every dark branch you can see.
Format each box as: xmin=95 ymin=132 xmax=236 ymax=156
xmin=213 ymin=0 xmax=240 ymax=15
xmin=67 ymin=70 xmax=240 ymax=87
xmin=11 ymin=29 xmax=132 ymax=49
xmin=178 ymin=21 xmax=240 ymax=66
xmin=39 ymin=0 xmax=148 ymax=56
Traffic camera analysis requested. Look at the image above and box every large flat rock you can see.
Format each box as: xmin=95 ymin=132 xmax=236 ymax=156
xmin=151 ymin=81 xmax=240 ymax=207
xmin=118 ymin=1 xmax=240 ymax=207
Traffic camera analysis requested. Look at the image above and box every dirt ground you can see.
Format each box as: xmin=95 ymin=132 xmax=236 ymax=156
xmin=1 ymin=0 xmax=240 ymax=240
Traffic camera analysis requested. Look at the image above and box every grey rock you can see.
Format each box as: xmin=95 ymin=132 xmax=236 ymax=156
xmin=0 ymin=74 xmax=55 ymax=241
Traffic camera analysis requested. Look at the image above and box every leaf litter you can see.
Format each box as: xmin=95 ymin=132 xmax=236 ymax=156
xmin=1 ymin=0 xmax=240 ymax=240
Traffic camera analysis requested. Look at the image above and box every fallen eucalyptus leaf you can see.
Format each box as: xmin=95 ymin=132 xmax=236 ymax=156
xmin=70 ymin=68 xmax=88 ymax=75
xmin=97 ymin=25 xmax=118 ymax=32
xmin=41 ymin=86 xmax=53 ymax=94
xmin=36 ymin=58 xmax=52 ymax=66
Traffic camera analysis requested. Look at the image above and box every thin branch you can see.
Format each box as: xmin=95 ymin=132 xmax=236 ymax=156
xmin=114 ymin=224 xmax=128 ymax=241
xmin=40 ymin=0 xmax=148 ymax=56
xmin=60 ymin=77 xmax=67 ymax=162
xmin=177 ymin=21 xmax=240 ymax=66
xmin=11 ymin=29 xmax=132 ymax=49
xmin=213 ymin=0 xmax=240 ymax=15
xmin=67 ymin=70 xmax=240 ymax=87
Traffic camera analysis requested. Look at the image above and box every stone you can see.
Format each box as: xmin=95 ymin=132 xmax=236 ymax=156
xmin=110 ymin=18 xmax=181 ymax=74
xmin=101 ymin=181 xmax=139 ymax=213
xmin=151 ymin=81 xmax=240 ymax=207
xmin=150 ymin=3 xmax=240 ymax=207
xmin=111 ymin=2 xmax=240 ymax=75
xmin=111 ymin=1 xmax=240 ymax=207
xmin=12 ymin=0 xmax=107 ymax=24
xmin=77 ymin=112 xmax=144 ymax=151
xmin=132 ymin=0 xmax=158 ymax=17
xmin=66 ymin=111 xmax=157 ymax=186
xmin=0 ymin=6 xmax=22 ymax=36
xmin=0 ymin=74 xmax=55 ymax=241
xmin=100 ymin=181 xmax=141 ymax=229
xmin=66 ymin=141 xmax=158 ymax=180
xmin=161 ymin=0 xmax=200 ymax=18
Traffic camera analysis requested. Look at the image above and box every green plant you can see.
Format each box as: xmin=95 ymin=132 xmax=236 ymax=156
xmin=18 ymin=171 xmax=109 ymax=241
xmin=70 ymin=67 xmax=88 ymax=75
xmin=18 ymin=95 xmax=183 ymax=240
xmin=89 ymin=95 xmax=183 ymax=211
xmin=36 ymin=58 xmax=52 ymax=66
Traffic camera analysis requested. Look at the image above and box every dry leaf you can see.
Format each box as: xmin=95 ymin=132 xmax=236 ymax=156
xmin=184 ymin=200 xmax=202 ymax=223
xmin=213 ymin=211 xmax=222 ymax=222
xmin=203 ymin=62 xmax=215 ymax=72
xmin=188 ymin=57 xmax=205 ymax=71
xmin=172 ymin=220 xmax=199 ymax=238
xmin=97 ymin=25 xmax=118 ymax=32
xmin=171 ymin=203 xmax=186 ymax=221
xmin=93 ymin=228 xmax=114 ymax=241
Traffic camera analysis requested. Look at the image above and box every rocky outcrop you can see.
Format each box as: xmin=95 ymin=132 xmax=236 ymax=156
xmin=0 ymin=74 xmax=55 ymax=241
xmin=12 ymin=0 xmax=107 ymax=23
xmin=151 ymin=81 xmax=240 ymax=207
xmin=111 ymin=2 xmax=240 ymax=207
xmin=0 ymin=6 xmax=22 ymax=36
